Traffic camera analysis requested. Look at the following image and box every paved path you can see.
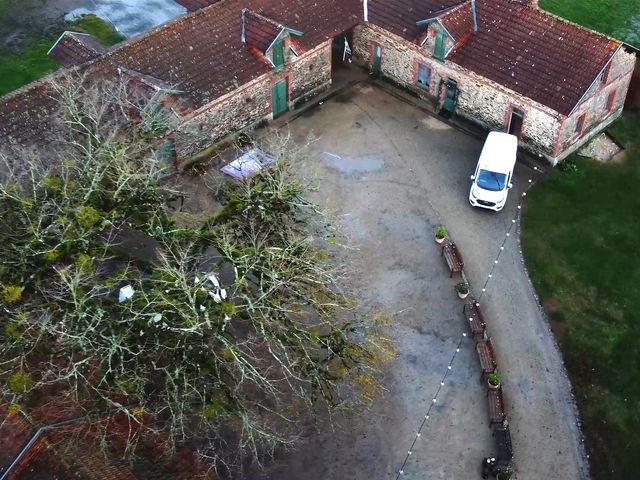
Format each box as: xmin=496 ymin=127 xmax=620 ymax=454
xmin=253 ymin=82 xmax=589 ymax=479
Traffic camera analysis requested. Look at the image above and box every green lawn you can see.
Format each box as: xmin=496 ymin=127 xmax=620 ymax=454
xmin=0 ymin=40 xmax=59 ymax=96
xmin=524 ymin=4 xmax=640 ymax=478
xmin=0 ymin=15 xmax=124 ymax=97
xmin=539 ymin=0 xmax=640 ymax=44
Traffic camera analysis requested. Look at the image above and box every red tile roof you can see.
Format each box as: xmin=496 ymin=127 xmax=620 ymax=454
xmin=175 ymin=0 xmax=220 ymax=12
xmin=0 ymin=411 xmax=219 ymax=480
xmin=0 ymin=0 xmax=626 ymax=151
xmin=48 ymin=32 xmax=107 ymax=68
xmin=0 ymin=407 xmax=33 ymax=476
xmin=438 ymin=1 xmax=475 ymax=42
xmin=99 ymin=0 xmax=360 ymax=106
xmin=0 ymin=0 xmax=361 ymax=148
xmin=450 ymin=0 xmax=620 ymax=115
xmin=243 ymin=10 xmax=284 ymax=53
xmin=369 ymin=0 xmax=621 ymax=115
xmin=369 ymin=0 xmax=463 ymax=41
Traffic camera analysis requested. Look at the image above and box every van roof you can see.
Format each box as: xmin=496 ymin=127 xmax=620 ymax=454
xmin=478 ymin=132 xmax=518 ymax=174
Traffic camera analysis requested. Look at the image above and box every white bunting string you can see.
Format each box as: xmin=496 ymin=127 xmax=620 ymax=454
xmin=393 ymin=331 xmax=468 ymax=479
xmin=393 ymin=164 xmax=542 ymax=479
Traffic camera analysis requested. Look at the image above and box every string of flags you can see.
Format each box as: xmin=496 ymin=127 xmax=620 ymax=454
xmin=393 ymin=165 xmax=542 ymax=478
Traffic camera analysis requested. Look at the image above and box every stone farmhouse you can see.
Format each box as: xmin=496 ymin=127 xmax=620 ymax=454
xmin=0 ymin=0 xmax=635 ymax=165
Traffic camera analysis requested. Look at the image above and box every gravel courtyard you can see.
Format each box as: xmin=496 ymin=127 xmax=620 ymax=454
xmin=251 ymin=82 xmax=590 ymax=479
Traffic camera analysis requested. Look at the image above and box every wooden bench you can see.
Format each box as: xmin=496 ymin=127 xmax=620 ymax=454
xmin=487 ymin=387 xmax=506 ymax=428
xmin=476 ymin=338 xmax=498 ymax=381
xmin=463 ymin=300 xmax=486 ymax=342
xmin=441 ymin=242 xmax=464 ymax=277
xmin=493 ymin=424 xmax=513 ymax=466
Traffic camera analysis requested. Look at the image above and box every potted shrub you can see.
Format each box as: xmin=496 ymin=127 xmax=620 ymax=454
xmin=488 ymin=371 xmax=502 ymax=390
xmin=455 ymin=281 xmax=470 ymax=299
xmin=434 ymin=225 xmax=448 ymax=244
xmin=496 ymin=467 xmax=513 ymax=480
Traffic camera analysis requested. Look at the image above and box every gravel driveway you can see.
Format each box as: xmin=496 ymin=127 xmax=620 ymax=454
xmin=252 ymin=82 xmax=589 ymax=479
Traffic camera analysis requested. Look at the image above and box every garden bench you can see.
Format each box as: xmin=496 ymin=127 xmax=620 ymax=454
xmin=441 ymin=242 xmax=464 ymax=277
xmin=476 ymin=338 xmax=497 ymax=381
xmin=487 ymin=387 xmax=506 ymax=428
xmin=493 ymin=425 xmax=513 ymax=466
xmin=463 ymin=300 xmax=486 ymax=342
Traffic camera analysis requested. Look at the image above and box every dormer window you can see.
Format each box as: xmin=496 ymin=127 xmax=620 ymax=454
xmin=241 ymin=9 xmax=303 ymax=71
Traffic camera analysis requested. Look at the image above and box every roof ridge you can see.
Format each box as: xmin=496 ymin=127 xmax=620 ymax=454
xmin=243 ymin=8 xmax=285 ymax=29
xmin=429 ymin=0 xmax=470 ymax=19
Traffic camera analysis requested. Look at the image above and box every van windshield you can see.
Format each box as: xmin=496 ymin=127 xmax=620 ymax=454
xmin=477 ymin=169 xmax=507 ymax=191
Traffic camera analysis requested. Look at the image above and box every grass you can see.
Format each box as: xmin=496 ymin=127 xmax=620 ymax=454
xmin=523 ymin=114 xmax=640 ymax=479
xmin=539 ymin=0 xmax=640 ymax=44
xmin=524 ymin=4 xmax=640 ymax=478
xmin=0 ymin=40 xmax=59 ymax=96
xmin=0 ymin=14 xmax=124 ymax=97
xmin=68 ymin=15 xmax=125 ymax=47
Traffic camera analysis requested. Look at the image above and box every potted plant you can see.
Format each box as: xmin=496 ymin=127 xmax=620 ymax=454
xmin=455 ymin=281 xmax=470 ymax=299
xmin=488 ymin=371 xmax=502 ymax=390
xmin=496 ymin=466 xmax=513 ymax=480
xmin=434 ymin=225 xmax=448 ymax=244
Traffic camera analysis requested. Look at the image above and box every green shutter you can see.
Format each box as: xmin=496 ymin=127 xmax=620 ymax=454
xmin=434 ymin=31 xmax=446 ymax=60
xmin=273 ymin=41 xmax=285 ymax=69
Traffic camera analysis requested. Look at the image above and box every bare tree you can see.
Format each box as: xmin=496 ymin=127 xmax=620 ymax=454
xmin=0 ymin=78 xmax=393 ymax=475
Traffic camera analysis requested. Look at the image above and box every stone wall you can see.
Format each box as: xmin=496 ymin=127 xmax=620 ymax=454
xmin=557 ymin=47 xmax=636 ymax=156
xmin=174 ymin=75 xmax=273 ymax=159
xmin=289 ymin=41 xmax=332 ymax=105
xmin=174 ymin=42 xmax=332 ymax=161
xmin=353 ymin=24 xmax=562 ymax=160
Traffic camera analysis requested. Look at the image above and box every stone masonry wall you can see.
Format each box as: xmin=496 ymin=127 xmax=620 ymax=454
xmin=557 ymin=47 xmax=636 ymax=155
xmin=174 ymin=42 xmax=332 ymax=161
xmin=289 ymin=41 xmax=332 ymax=104
xmin=353 ymin=24 xmax=566 ymax=161
xmin=174 ymin=75 xmax=272 ymax=159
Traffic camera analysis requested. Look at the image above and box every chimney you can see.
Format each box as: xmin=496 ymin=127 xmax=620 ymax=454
xmin=471 ymin=0 xmax=478 ymax=32
xmin=364 ymin=0 xmax=369 ymax=22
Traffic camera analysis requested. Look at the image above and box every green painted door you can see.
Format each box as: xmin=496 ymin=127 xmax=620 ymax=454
xmin=441 ymin=80 xmax=457 ymax=118
xmin=372 ymin=45 xmax=381 ymax=76
xmin=272 ymin=80 xmax=288 ymax=117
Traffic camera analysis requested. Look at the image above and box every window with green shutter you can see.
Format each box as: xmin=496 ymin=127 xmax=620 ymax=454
xmin=273 ymin=40 xmax=285 ymax=69
xmin=434 ymin=31 xmax=446 ymax=61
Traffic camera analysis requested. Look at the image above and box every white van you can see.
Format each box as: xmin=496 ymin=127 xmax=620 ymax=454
xmin=469 ymin=132 xmax=518 ymax=212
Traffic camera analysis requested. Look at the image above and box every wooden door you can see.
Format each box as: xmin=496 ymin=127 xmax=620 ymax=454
xmin=508 ymin=108 xmax=524 ymax=138
xmin=272 ymin=80 xmax=288 ymax=118
xmin=441 ymin=80 xmax=458 ymax=117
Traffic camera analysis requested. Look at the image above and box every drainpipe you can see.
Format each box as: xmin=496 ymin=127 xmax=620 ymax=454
xmin=364 ymin=0 xmax=368 ymax=22
xmin=241 ymin=9 xmax=247 ymax=43
xmin=471 ymin=0 xmax=478 ymax=32
xmin=0 ymin=417 xmax=84 ymax=480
